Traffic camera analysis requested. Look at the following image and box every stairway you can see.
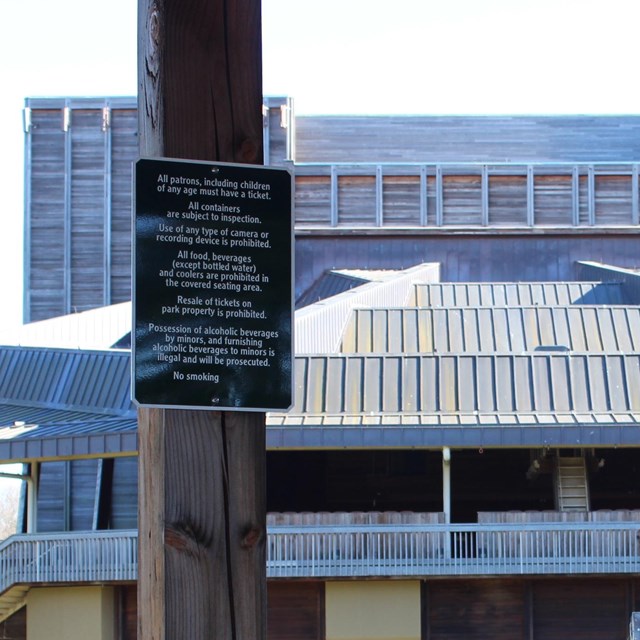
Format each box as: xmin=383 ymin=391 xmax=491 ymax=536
xmin=555 ymin=455 xmax=590 ymax=511
xmin=0 ymin=585 xmax=28 ymax=623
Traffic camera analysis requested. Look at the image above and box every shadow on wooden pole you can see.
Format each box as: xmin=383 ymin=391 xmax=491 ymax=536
xmin=137 ymin=1 xmax=266 ymax=638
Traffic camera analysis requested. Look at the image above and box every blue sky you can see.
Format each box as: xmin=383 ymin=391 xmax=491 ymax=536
xmin=0 ymin=0 xmax=638 ymax=331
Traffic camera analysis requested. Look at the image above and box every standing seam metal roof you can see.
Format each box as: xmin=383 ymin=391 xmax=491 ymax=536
xmin=276 ymin=352 xmax=640 ymax=418
xmin=411 ymin=281 xmax=629 ymax=307
xmin=0 ymin=346 xmax=133 ymax=415
xmin=2 ymin=266 xmax=640 ymax=456
xmin=0 ymin=346 xmax=136 ymax=461
xmin=341 ymin=306 xmax=640 ymax=354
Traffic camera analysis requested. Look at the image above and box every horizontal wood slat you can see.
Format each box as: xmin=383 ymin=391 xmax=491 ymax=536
xmin=295 ymin=167 xmax=640 ymax=228
xmin=295 ymin=115 xmax=640 ymax=164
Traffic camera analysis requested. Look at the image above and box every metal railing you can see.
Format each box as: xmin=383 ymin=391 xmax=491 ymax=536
xmin=294 ymin=161 xmax=640 ymax=228
xmin=1 ymin=522 xmax=639 ymax=593
xmin=0 ymin=530 xmax=137 ymax=594
xmin=268 ymin=522 xmax=640 ymax=578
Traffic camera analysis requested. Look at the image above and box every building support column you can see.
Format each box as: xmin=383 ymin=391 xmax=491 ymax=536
xmin=27 ymin=461 xmax=38 ymax=532
xmin=442 ymin=447 xmax=451 ymax=524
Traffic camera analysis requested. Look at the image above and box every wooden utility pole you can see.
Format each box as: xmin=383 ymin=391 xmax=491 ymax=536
xmin=137 ymin=1 xmax=266 ymax=639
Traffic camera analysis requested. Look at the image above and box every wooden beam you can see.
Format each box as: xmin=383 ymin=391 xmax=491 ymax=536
xmin=137 ymin=1 xmax=266 ymax=639
xmin=138 ymin=0 xmax=262 ymax=163
xmin=63 ymin=104 xmax=72 ymax=315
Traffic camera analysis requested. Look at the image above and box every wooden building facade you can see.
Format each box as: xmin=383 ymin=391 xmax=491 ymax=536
xmin=4 ymin=99 xmax=640 ymax=639
xmin=22 ymin=97 xmax=640 ymax=320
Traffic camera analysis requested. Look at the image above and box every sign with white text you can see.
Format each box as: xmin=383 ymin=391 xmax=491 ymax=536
xmin=133 ymin=158 xmax=293 ymax=411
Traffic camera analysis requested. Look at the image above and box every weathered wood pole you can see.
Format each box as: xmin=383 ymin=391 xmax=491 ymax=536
xmin=137 ymin=1 xmax=266 ymax=639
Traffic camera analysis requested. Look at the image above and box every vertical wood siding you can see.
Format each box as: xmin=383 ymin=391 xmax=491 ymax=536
xmin=531 ymin=579 xmax=629 ymax=640
xmin=37 ymin=461 xmax=68 ymax=531
xmin=423 ymin=578 xmax=638 ymax=640
xmin=110 ymin=109 xmax=138 ymax=304
xmin=110 ymin=456 xmax=138 ymax=529
xmin=267 ymin=582 xmax=324 ymax=640
xmin=70 ymin=110 xmax=107 ymax=312
xmin=28 ymin=109 xmax=66 ymax=321
xmin=26 ymin=104 xmax=139 ymax=322
xmin=35 ymin=456 xmax=137 ymax=532
xmin=424 ymin=579 xmax=527 ymax=640
xmin=119 ymin=585 xmax=138 ymax=640
xmin=70 ymin=459 xmax=100 ymax=530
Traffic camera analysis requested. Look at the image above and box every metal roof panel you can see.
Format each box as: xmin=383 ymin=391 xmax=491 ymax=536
xmin=283 ymin=353 xmax=640 ymax=418
xmin=341 ymin=306 xmax=640 ymax=354
xmin=413 ymin=282 xmax=628 ymax=307
xmin=0 ymin=346 xmax=133 ymax=415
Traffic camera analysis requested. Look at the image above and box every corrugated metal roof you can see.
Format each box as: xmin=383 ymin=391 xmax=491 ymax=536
xmin=341 ymin=306 xmax=640 ymax=354
xmin=412 ymin=282 xmax=628 ymax=307
xmin=0 ymin=345 xmax=136 ymax=461
xmin=0 ymin=404 xmax=112 ymax=427
xmin=0 ymin=346 xmax=133 ymax=415
xmin=0 ymin=409 xmax=136 ymax=437
xmin=1 ymin=264 xmax=638 ymax=456
xmin=278 ymin=353 xmax=640 ymax=417
xmin=283 ymin=270 xmax=640 ymax=445
xmin=296 ymin=271 xmax=370 ymax=308
xmin=0 ymin=415 xmax=137 ymax=462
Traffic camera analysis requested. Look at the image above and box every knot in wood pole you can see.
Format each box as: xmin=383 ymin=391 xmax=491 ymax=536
xmin=140 ymin=1 xmax=163 ymax=137
xmin=165 ymin=522 xmax=212 ymax=557
xmin=238 ymin=138 xmax=260 ymax=165
xmin=147 ymin=2 xmax=162 ymax=56
xmin=241 ymin=525 xmax=263 ymax=550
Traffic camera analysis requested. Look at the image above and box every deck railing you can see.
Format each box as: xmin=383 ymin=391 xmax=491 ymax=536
xmin=294 ymin=162 xmax=640 ymax=229
xmin=267 ymin=522 xmax=640 ymax=578
xmin=1 ymin=522 xmax=639 ymax=592
xmin=0 ymin=530 xmax=138 ymax=594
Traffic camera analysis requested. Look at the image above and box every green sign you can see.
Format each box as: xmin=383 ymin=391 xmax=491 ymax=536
xmin=133 ymin=158 xmax=293 ymax=411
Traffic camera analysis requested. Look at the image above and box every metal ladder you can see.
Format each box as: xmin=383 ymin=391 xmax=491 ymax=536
xmin=554 ymin=454 xmax=590 ymax=511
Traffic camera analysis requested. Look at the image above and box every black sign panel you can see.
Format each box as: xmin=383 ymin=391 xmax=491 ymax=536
xmin=133 ymin=158 xmax=293 ymax=411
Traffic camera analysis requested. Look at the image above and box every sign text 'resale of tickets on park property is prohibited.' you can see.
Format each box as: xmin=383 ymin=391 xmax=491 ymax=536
xmin=133 ymin=158 xmax=293 ymax=411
